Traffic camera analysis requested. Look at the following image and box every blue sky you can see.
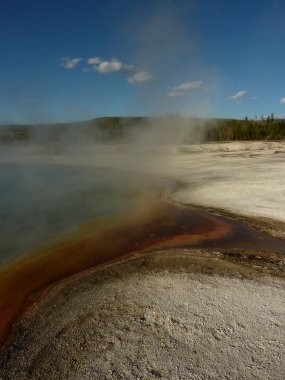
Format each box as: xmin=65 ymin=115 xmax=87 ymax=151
xmin=1 ymin=0 xmax=285 ymax=123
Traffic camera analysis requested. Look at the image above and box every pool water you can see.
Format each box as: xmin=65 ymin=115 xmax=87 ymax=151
xmin=0 ymin=163 xmax=158 ymax=266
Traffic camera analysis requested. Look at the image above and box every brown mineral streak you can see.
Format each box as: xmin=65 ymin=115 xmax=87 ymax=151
xmin=0 ymin=201 xmax=232 ymax=350
xmin=0 ymin=200 xmax=284 ymax=352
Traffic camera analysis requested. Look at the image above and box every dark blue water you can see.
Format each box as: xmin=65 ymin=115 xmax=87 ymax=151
xmin=0 ymin=163 xmax=150 ymax=265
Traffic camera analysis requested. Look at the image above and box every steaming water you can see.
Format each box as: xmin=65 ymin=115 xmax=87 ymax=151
xmin=0 ymin=163 xmax=152 ymax=266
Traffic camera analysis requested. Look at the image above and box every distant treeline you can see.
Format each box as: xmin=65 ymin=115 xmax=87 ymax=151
xmin=206 ymin=115 xmax=285 ymax=141
xmin=0 ymin=117 xmax=146 ymax=144
xmin=1 ymin=115 xmax=285 ymax=144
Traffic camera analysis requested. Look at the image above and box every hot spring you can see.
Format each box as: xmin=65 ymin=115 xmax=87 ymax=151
xmin=0 ymin=151 xmax=285 ymax=352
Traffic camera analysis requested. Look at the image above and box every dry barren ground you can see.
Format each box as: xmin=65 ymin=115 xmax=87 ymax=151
xmin=1 ymin=249 xmax=285 ymax=380
xmin=170 ymin=141 xmax=285 ymax=224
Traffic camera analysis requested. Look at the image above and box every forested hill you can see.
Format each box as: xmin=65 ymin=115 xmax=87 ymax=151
xmin=0 ymin=117 xmax=146 ymax=144
xmin=205 ymin=116 xmax=285 ymax=141
xmin=0 ymin=116 xmax=285 ymax=144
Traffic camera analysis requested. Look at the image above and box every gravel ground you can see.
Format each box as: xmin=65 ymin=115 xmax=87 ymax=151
xmin=1 ymin=248 xmax=285 ymax=380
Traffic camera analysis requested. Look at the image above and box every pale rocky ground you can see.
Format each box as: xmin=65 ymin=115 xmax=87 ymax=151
xmin=1 ymin=250 xmax=285 ymax=380
xmin=169 ymin=141 xmax=285 ymax=224
xmin=1 ymin=141 xmax=285 ymax=379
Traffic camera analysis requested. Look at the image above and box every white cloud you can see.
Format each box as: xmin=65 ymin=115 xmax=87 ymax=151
xmin=61 ymin=55 xmax=155 ymax=84
xmin=60 ymin=57 xmax=82 ymax=69
xmin=87 ymin=57 xmax=102 ymax=65
xmin=167 ymin=91 xmax=185 ymax=97
xmin=229 ymin=90 xmax=247 ymax=100
xmin=96 ymin=59 xmax=135 ymax=73
xmin=279 ymin=98 xmax=285 ymax=104
xmin=173 ymin=80 xmax=203 ymax=91
xmin=167 ymin=80 xmax=203 ymax=97
xmin=127 ymin=71 xmax=155 ymax=83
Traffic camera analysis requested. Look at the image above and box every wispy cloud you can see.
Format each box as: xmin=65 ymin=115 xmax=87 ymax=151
xmin=61 ymin=55 xmax=155 ymax=84
xmin=60 ymin=57 xmax=82 ymax=69
xmin=127 ymin=71 xmax=155 ymax=83
xmin=167 ymin=80 xmax=203 ymax=97
xmin=279 ymin=97 xmax=285 ymax=104
xmin=95 ymin=59 xmax=135 ymax=74
xmin=229 ymin=90 xmax=247 ymax=100
xmin=167 ymin=91 xmax=185 ymax=97
xmin=86 ymin=57 xmax=135 ymax=74
xmin=174 ymin=80 xmax=203 ymax=91
xmin=87 ymin=57 xmax=102 ymax=65
xmin=86 ymin=56 xmax=155 ymax=83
